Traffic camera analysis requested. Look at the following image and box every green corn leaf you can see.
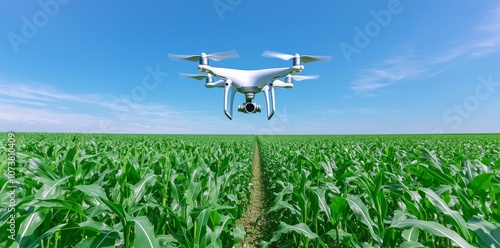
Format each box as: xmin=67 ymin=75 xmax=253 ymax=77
xmin=35 ymin=176 xmax=70 ymax=200
xmin=132 ymin=173 xmax=157 ymax=205
xmin=319 ymin=161 xmax=334 ymax=178
xmin=266 ymin=222 xmax=318 ymax=245
xmin=24 ymin=154 xmax=58 ymax=181
xmin=467 ymin=215 xmax=500 ymax=248
xmin=231 ymin=225 xmax=246 ymax=243
xmin=26 ymin=223 xmax=67 ymax=248
xmin=186 ymin=181 xmax=202 ymax=206
xmin=284 ymin=222 xmax=318 ymax=239
xmin=32 ymin=198 xmax=84 ymax=215
xmin=310 ymin=186 xmax=331 ymax=220
xmin=46 ymin=144 xmax=54 ymax=157
xmin=25 ymin=221 xmax=118 ymax=248
xmin=86 ymin=220 xmax=115 ymax=230
xmin=75 ymin=184 xmax=109 ymax=200
xmin=390 ymin=219 xmax=474 ymax=248
xmin=88 ymin=204 xmax=111 ymax=218
xmin=100 ymin=197 xmax=133 ymax=225
xmin=346 ymin=195 xmax=381 ymax=245
xmin=157 ymin=234 xmax=178 ymax=248
xmin=194 ymin=208 xmax=211 ymax=247
xmin=420 ymin=164 xmax=457 ymax=187
xmin=134 ymin=216 xmax=161 ymax=248
xmin=391 ymin=210 xmax=408 ymax=225
xmin=402 ymin=227 xmax=419 ymax=242
xmin=325 ymin=228 xmax=352 ymax=242
xmin=468 ymin=173 xmax=493 ymax=197
xmin=268 ymin=184 xmax=300 ymax=216
xmin=73 ymin=233 xmax=116 ymax=248
xmin=421 ymin=187 xmax=471 ymax=241
xmin=17 ymin=209 xmax=48 ymax=247
xmin=207 ymin=215 xmax=231 ymax=247
xmin=330 ymin=195 xmax=347 ymax=222
xmin=421 ymin=149 xmax=443 ymax=170
xmin=399 ymin=241 xmax=425 ymax=248
xmin=65 ymin=146 xmax=77 ymax=162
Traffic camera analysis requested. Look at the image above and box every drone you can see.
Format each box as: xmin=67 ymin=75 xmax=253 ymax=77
xmin=168 ymin=50 xmax=331 ymax=120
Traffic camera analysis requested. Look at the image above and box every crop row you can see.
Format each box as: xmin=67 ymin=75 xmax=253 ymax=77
xmin=257 ymin=135 xmax=500 ymax=247
xmin=0 ymin=134 xmax=254 ymax=247
xmin=2 ymin=133 xmax=500 ymax=247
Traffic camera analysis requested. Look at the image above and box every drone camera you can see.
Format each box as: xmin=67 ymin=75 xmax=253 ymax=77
xmin=238 ymin=102 xmax=261 ymax=114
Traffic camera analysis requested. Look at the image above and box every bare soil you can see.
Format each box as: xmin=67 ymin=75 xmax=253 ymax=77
xmin=236 ymin=143 xmax=268 ymax=247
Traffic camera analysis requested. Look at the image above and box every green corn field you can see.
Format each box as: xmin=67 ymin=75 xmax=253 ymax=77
xmin=1 ymin=133 xmax=499 ymax=247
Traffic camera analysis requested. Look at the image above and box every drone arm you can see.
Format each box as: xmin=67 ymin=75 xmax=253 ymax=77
xmin=206 ymin=79 xmax=226 ymax=88
xmin=223 ymin=79 xmax=234 ymax=120
xmin=272 ymin=79 xmax=294 ymax=89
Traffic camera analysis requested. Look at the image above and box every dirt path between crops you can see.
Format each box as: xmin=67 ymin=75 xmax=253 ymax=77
xmin=237 ymin=142 xmax=267 ymax=247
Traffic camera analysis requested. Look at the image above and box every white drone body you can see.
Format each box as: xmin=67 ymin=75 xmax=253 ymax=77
xmin=168 ymin=50 xmax=331 ymax=120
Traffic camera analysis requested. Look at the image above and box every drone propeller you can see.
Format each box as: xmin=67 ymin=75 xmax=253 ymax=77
xmin=168 ymin=50 xmax=239 ymax=62
xmin=262 ymin=50 xmax=331 ymax=63
xmin=282 ymin=74 xmax=319 ymax=84
xmin=290 ymin=75 xmax=319 ymax=81
xmin=180 ymin=73 xmax=209 ymax=80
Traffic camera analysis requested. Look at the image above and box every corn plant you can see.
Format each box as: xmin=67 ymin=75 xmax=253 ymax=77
xmin=257 ymin=135 xmax=500 ymax=247
xmin=0 ymin=134 xmax=254 ymax=248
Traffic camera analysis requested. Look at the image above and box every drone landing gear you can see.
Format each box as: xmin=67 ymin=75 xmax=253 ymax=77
xmin=223 ymin=81 xmax=275 ymax=120
xmin=262 ymin=85 xmax=275 ymax=120
xmin=223 ymin=79 xmax=237 ymax=120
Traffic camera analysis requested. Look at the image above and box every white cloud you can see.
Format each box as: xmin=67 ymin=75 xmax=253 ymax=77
xmin=350 ymin=4 xmax=500 ymax=95
xmin=478 ymin=6 xmax=500 ymax=32
xmin=0 ymin=83 xmax=102 ymax=104
xmin=0 ymin=98 xmax=47 ymax=107
xmin=431 ymin=5 xmax=500 ymax=64
xmin=0 ymin=102 xmax=104 ymax=132
xmin=314 ymin=107 xmax=399 ymax=116
xmin=350 ymin=57 xmax=426 ymax=93
xmin=349 ymin=107 xmax=399 ymax=115
xmin=319 ymin=108 xmax=345 ymax=115
xmin=0 ymin=80 xmax=257 ymax=134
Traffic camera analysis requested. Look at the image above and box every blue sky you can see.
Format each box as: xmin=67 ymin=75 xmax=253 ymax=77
xmin=1 ymin=0 xmax=499 ymax=134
